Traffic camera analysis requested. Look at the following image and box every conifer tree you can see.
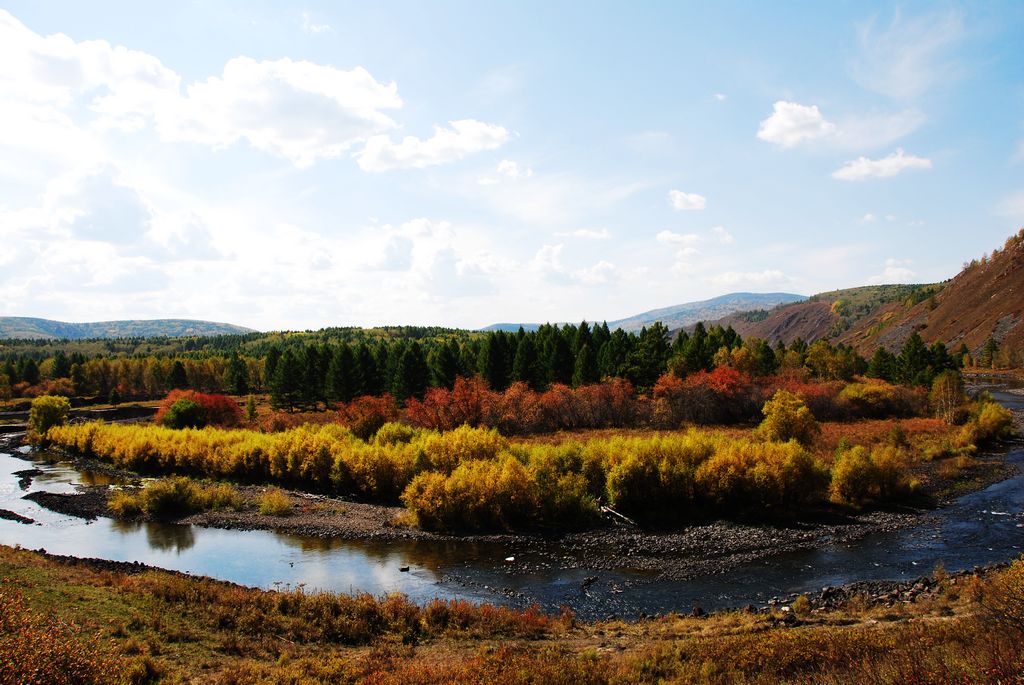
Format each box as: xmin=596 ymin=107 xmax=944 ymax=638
xmin=270 ymin=349 xmax=305 ymax=410
xmin=572 ymin=343 xmax=600 ymax=387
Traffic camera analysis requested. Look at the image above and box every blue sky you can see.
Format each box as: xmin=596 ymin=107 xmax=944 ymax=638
xmin=1 ymin=2 xmax=1022 ymax=331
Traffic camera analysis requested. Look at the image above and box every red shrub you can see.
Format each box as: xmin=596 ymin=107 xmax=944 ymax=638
xmin=405 ymin=377 xmax=496 ymax=430
xmin=337 ymin=394 xmax=400 ymax=440
xmin=154 ymin=389 xmax=243 ymax=427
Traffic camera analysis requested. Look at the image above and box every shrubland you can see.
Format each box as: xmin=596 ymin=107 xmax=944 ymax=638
xmin=2 ymin=544 xmax=1023 ymax=684
xmin=49 ymin=391 xmax=1007 ymax=532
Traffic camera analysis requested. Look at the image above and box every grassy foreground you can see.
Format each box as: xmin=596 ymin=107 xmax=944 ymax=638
xmin=1 ymin=545 xmax=1022 ymax=684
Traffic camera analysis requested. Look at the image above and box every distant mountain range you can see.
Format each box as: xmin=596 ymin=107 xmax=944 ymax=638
xmin=481 ymin=292 xmax=807 ymax=333
xmin=0 ymin=317 xmax=256 ymax=340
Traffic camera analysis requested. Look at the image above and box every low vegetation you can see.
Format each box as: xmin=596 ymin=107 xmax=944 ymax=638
xmin=108 ymin=477 xmax=244 ymax=519
xmin=50 ymin=384 xmax=1011 ymax=532
xmin=1 ymin=545 xmax=1023 ymax=684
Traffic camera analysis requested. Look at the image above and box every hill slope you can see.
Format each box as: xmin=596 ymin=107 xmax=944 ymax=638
xmin=607 ymin=292 xmax=806 ymax=332
xmin=0 ymin=317 xmax=256 ymax=340
xmin=712 ymin=230 xmax=1024 ymax=356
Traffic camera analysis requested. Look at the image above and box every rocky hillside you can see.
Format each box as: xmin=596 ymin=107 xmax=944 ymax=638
xmin=712 ymin=230 xmax=1024 ymax=356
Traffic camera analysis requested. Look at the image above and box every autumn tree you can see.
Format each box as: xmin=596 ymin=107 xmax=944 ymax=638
xmin=758 ymin=389 xmax=819 ymax=446
xmin=930 ymin=370 xmax=965 ymax=424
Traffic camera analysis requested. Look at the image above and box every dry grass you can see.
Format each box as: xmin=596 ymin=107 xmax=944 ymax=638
xmin=1 ymin=545 xmax=1022 ymax=684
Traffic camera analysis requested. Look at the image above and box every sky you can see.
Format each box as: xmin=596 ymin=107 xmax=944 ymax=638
xmin=1 ymin=1 xmax=1022 ymax=332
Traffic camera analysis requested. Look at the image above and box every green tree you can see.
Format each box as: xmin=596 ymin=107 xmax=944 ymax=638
xmin=980 ymin=337 xmax=1000 ymax=368
xmin=572 ymin=343 xmax=599 ymax=387
xmin=428 ymin=340 xmax=461 ymax=390
xmin=394 ymin=341 xmax=431 ymax=401
xmin=169 ymin=360 xmax=188 ymax=390
xmin=478 ymin=333 xmax=510 ymax=390
xmin=326 ymin=345 xmax=357 ymax=403
xmin=51 ymin=351 xmax=71 ymax=379
xmin=624 ymin=323 xmax=669 ymax=389
xmin=866 ymin=347 xmax=896 ymax=380
xmin=546 ymin=331 xmax=574 ymax=385
xmin=896 ymin=333 xmax=931 ymax=386
xmin=511 ymin=335 xmax=543 ymax=390
xmin=225 ymin=352 xmax=250 ymax=395
xmin=270 ymin=349 xmax=305 ymax=410
xmin=20 ymin=358 xmax=40 ymax=386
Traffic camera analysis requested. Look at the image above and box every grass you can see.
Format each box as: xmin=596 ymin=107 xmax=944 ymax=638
xmin=0 ymin=545 xmax=1021 ymax=684
xmin=258 ymin=488 xmax=293 ymax=516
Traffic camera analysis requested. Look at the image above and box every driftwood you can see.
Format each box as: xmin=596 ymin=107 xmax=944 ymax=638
xmin=600 ymin=505 xmax=638 ymax=527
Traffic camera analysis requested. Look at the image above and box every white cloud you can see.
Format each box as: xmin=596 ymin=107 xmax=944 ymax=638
xmin=496 ymin=159 xmax=532 ymax=179
xmin=758 ymin=100 xmax=921 ymax=151
xmin=712 ymin=226 xmax=734 ymax=244
xmin=161 ymin=57 xmax=401 ymax=168
xmin=667 ymin=189 xmax=706 ymax=211
xmin=530 ymin=243 xmax=619 ymax=286
xmin=834 ymin=109 xmax=926 ymax=149
xmin=557 ymin=228 xmax=611 ymax=240
xmin=575 ymin=260 xmax=618 ymax=285
xmin=357 ymin=119 xmax=509 ymax=172
xmin=852 ymin=10 xmax=963 ymax=100
xmin=300 ymin=11 xmax=332 ymax=34
xmin=713 ymin=93 xmax=727 ymax=101
xmin=861 ymin=213 xmax=877 ymax=223
xmin=757 ymin=101 xmax=835 ymax=148
xmin=656 ymin=230 xmax=700 ymax=245
xmin=832 ymin=148 xmax=932 ymax=181
xmin=868 ymin=258 xmax=916 ymax=284
xmin=710 ymin=270 xmax=793 ymax=286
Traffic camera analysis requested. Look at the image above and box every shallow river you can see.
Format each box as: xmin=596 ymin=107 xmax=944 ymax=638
xmin=2 ymin=380 xmax=1023 ymax=620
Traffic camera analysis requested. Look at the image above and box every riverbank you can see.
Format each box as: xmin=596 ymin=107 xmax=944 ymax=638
xmin=2 ymin=543 xmax=1021 ymax=684
xmin=4 ymin=414 xmax=1020 ymax=586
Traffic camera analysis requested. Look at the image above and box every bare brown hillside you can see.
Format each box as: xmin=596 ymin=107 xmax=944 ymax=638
xmin=712 ymin=230 xmax=1024 ymax=356
xmin=718 ymin=301 xmax=838 ymax=344
xmin=837 ymin=231 xmax=1024 ymax=355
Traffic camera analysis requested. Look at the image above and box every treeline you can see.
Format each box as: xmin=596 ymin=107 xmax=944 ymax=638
xmin=0 ymin=321 xmax=990 ymax=409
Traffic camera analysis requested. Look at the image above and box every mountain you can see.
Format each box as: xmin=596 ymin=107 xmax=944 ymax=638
xmin=481 ymin=293 xmax=806 ymax=334
xmin=0 ymin=317 xmax=256 ymax=340
xmin=711 ymin=230 xmax=1024 ymax=356
xmin=607 ymin=292 xmax=806 ymax=333
xmin=480 ymin=323 xmax=544 ymax=333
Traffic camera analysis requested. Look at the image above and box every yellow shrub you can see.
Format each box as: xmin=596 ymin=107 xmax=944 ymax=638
xmin=830 ymin=445 xmax=912 ymax=506
xmin=758 ymin=390 xmax=819 ymax=445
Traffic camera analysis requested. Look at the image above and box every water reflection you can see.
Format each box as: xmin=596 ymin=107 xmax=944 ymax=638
xmin=109 ymin=519 xmax=197 ymax=553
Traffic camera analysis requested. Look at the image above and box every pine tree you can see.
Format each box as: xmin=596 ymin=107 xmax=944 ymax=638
xmin=20 ymin=358 xmax=40 ymax=386
xmin=264 ymin=347 xmax=282 ymax=383
xmin=896 ymin=333 xmax=930 ymax=386
xmin=270 ymin=349 xmax=305 ymax=410
xmin=226 ymin=352 xmax=250 ymax=395
xmin=52 ymin=351 xmax=71 ymax=379
xmin=429 ymin=340 xmax=461 ymax=390
xmin=547 ymin=331 xmax=574 ymax=385
xmin=867 ymin=347 xmax=896 ymax=380
xmin=326 ymin=345 xmax=356 ymax=403
xmin=169 ymin=360 xmax=188 ymax=389
xmin=478 ymin=333 xmax=510 ymax=390
xmin=395 ymin=342 xmax=431 ymax=401
xmin=572 ymin=343 xmax=599 ymax=387
xmin=511 ymin=335 xmax=543 ymax=390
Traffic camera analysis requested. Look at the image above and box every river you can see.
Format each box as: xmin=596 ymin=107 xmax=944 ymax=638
xmin=1 ymin=380 xmax=1022 ymax=620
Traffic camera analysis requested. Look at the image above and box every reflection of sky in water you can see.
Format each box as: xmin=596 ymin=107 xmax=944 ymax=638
xmin=1 ymin=382 xmax=1023 ymax=619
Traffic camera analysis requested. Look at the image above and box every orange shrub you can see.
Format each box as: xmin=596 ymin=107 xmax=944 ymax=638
xmin=337 ymin=394 xmax=400 ymax=440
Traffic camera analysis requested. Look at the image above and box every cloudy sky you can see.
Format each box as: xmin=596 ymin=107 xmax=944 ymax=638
xmin=1 ymin=2 xmax=1022 ymax=331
